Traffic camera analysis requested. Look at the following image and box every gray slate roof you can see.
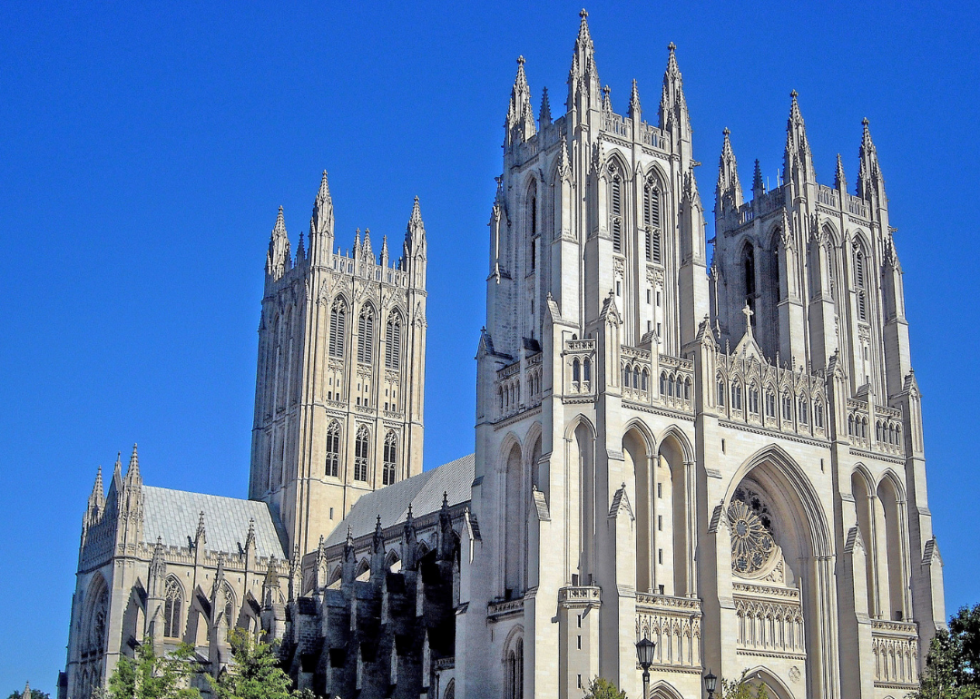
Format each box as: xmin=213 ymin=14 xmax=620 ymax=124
xmin=143 ymin=486 xmax=286 ymax=559
xmin=324 ymin=454 xmax=475 ymax=547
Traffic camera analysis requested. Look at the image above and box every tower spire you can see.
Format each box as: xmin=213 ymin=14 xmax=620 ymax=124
xmin=715 ymin=127 xmax=743 ymax=215
xmin=783 ymin=90 xmax=815 ymax=184
xmin=125 ymin=443 xmax=140 ymax=483
xmin=566 ymin=9 xmax=600 ymax=116
xmin=505 ymin=56 xmax=536 ymax=147
xmin=539 ymin=86 xmax=552 ymax=127
xmin=835 ymin=153 xmax=847 ymax=191
xmin=266 ymin=206 xmax=291 ymax=281
xmin=659 ymin=42 xmax=690 ymax=141
xmin=857 ymin=117 xmax=885 ymax=201
xmin=752 ymin=158 xmax=765 ymax=198
xmin=628 ymin=78 xmax=641 ymax=120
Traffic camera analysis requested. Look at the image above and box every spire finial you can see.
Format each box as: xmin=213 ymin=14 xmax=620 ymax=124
xmin=668 ymin=42 xmax=676 ymax=51
xmin=517 ymin=55 xmax=525 ymax=66
xmin=128 ymin=443 xmax=139 ymax=476
xmin=580 ymin=8 xmax=588 ymax=18
xmin=628 ymin=79 xmax=641 ymax=119
xmin=539 ymin=86 xmax=552 ymax=126
xmin=791 ymin=89 xmax=798 ymax=99
xmin=742 ymin=302 xmax=754 ymax=336
xmin=723 ymin=127 xmax=730 ymax=136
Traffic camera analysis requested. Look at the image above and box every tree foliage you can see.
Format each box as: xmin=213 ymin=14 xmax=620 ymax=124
xmin=916 ymin=604 xmax=980 ymax=699
xmin=722 ymin=670 xmax=770 ymax=699
xmin=105 ymin=642 xmax=200 ymax=699
xmin=8 ymin=690 xmax=51 ymax=699
xmin=208 ymin=628 xmax=295 ymax=699
xmin=582 ymin=676 xmax=627 ymax=699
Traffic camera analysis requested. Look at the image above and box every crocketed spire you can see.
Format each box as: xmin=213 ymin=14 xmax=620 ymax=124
xmin=783 ymin=90 xmax=816 ymax=184
xmin=310 ymin=170 xmax=334 ymax=238
xmin=539 ymin=86 xmax=552 ymax=127
xmin=505 ymin=56 xmax=536 ymax=147
xmin=659 ymin=42 xmax=690 ymax=137
xmin=752 ymin=158 xmax=765 ymax=198
xmin=715 ymin=127 xmax=743 ymax=214
xmin=566 ymin=9 xmax=600 ymax=115
xmin=857 ymin=117 xmax=885 ymax=201
xmin=266 ymin=206 xmax=291 ymax=281
xmin=628 ymin=78 xmax=641 ymax=120
xmin=835 ymin=153 xmax=847 ymax=191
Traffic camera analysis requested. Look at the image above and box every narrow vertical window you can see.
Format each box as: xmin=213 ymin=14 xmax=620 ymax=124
xmin=385 ymin=313 xmax=402 ymax=369
xmin=354 ymin=426 xmax=370 ymax=481
xmin=383 ymin=431 xmax=397 ymax=486
xmin=325 ymin=420 xmax=341 ymax=477
xmin=643 ymin=178 xmax=662 ymax=263
xmin=610 ymin=170 xmax=623 ymax=253
xmin=164 ymin=578 xmax=183 ymax=639
xmin=357 ymin=306 xmax=374 ymax=364
xmin=329 ymin=299 xmax=347 ymax=358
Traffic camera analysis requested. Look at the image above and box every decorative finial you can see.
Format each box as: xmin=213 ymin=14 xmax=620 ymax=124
xmin=580 ymin=8 xmax=588 ymax=18
xmin=790 ymin=89 xmax=798 ymax=98
xmin=517 ymin=55 xmax=525 ymax=66
xmin=668 ymin=42 xmax=676 ymax=52
xmin=862 ymin=117 xmax=869 ymax=126
xmin=723 ymin=127 xmax=730 ymax=136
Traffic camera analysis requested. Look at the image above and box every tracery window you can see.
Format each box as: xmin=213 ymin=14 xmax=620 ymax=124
xmin=357 ymin=306 xmax=375 ymax=364
xmin=748 ymin=383 xmax=760 ymax=414
xmin=814 ymin=400 xmax=824 ymax=428
xmin=385 ymin=313 xmax=402 ymax=370
xmin=731 ymin=382 xmax=743 ymax=411
xmin=325 ymin=420 xmax=341 ymax=477
xmin=164 ymin=577 xmax=183 ymax=638
xmin=728 ymin=486 xmax=778 ymax=578
xmin=222 ymin=584 xmax=236 ymax=628
xmin=328 ymin=298 xmax=347 ymax=358
xmin=799 ymin=397 xmax=808 ymax=424
xmin=765 ymin=390 xmax=776 ymax=418
xmin=582 ymin=358 xmax=591 ymax=384
xmin=91 ymin=588 xmax=109 ymax=652
xmin=717 ymin=376 xmax=726 ymax=406
xmin=382 ymin=431 xmax=397 ymax=486
xmin=354 ymin=426 xmax=370 ymax=482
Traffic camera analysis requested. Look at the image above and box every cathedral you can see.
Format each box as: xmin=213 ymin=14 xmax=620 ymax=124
xmin=60 ymin=11 xmax=946 ymax=699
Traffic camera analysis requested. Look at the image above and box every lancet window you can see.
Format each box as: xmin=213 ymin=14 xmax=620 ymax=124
xmin=643 ymin=176 xmax=662 ymax=264
xmin=610 ymin=167 xmax=624 ymax=253
xmin=354 ymin=426 xmax=370 ymax=482
xmin=325 ymin=420 xmax=341 ymax=477
xmin=382 ymin=431 xmax=397 ymax=486
xmin=329 ymin=298 xmax=347 ymax=358
xmin=385 ymin=313 xmax=402 ymax=370
xmin=853 ymin=244 xmax=868 ymax=322
xmin=357 ymin=306 xmax=375 ymax=364
xmin=164 ymin=577 xmax=183 ymax=639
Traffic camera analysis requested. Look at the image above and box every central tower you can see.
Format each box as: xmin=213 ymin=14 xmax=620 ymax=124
xmin=249 ymin=174 xmax=428 ymax=556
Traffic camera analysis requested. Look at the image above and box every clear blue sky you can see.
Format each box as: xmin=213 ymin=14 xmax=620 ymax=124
xmin=1 ymin=1 xmax=977 ymax=692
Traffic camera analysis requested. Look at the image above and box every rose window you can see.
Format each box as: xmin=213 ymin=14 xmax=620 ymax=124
xmin=728 ymin=499 xmax=777 ymax=576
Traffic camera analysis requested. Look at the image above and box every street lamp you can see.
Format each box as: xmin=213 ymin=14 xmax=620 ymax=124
xmin=703 ymin=670 xmax=718 ymax=699
xmin=635 ymin=637 xmax=656 ymax=699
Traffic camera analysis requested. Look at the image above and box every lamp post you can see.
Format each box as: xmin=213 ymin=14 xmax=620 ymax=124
xmin=635 ymin=638 xmax=656 ymax=699
xmin=703 ymin=670 xmax=718 ymax=699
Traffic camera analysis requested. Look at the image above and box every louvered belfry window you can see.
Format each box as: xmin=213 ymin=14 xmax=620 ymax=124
xmin=644 ymin=178 xmax=662 ymax=264
xmin=329 ymin=299 xmax=346 ymax=358
xmin=385 ymin=315 xmax=401 ymax=370
xmin=610 ymin=170 xmax=623 ymax=253
xmin=357 ymin=306 xmax=374 ymax=364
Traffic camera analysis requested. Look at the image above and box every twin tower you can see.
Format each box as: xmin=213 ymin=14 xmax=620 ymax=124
xmin=249 ymin=172 xmax=428 ymax=558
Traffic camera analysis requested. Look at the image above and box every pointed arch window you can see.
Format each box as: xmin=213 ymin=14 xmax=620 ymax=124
xmin=799 ymin=397 xmax=809 ymax=424
xmin=717 ymin=375 xmax=726 ymax=406
xmin=354 ymin=426 xmax=370 ymax=482
xmin=357 ymin=306 xmax=375 ymax=364
xmin=329 ymin=298 xmax=347 ymax=358
xmin=743 ymin=246 xmax=756 ymax=324
xmin=528 ymin=180 xmax=538 ymax=272
xmin=782 ymin=392 xmax=793 ymax=421
xmin=765 ymin=390 xmax=776 ymax=418
xmin=164 ymin=577 xmax=183 ymax=639
xmin=853 ymin=244 xmax=868 ymax=321
xmin=814 ymin=400 xmax=824 ymax=428
xmin=506 ymin=637 xmax=524 ymax=699
xmin=610 ymin=168 xmax=624 ymax=253
xmin=383 ymin=431 xmax=397 ymax=486
xmin=731 ymin=381 xmax=743 ymax=411
xmin=325 ymin=420 xmax=341 ymax=477
xmin=222 ymin=584 xmax=236 ymax=628
xmin=582 ymin=357 xmax=591 ymax=385
xmin=748 ymin=383 xmax=760 ymax=414
xmin=643 ymin=177 xmax=662 ymax=264
xmin=385 ymin=313 xmax=402 ymax=370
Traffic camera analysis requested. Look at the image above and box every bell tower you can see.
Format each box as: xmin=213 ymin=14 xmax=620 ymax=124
xmin=249 ymin=172 xmax=427 ymax=556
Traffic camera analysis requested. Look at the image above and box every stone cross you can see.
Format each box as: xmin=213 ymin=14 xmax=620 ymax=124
xmin=742 ymin=302 xmax=754 ymax=334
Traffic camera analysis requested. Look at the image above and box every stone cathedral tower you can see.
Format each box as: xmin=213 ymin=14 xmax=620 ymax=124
xmin=249 ymin=173 xmax=428 ymax=557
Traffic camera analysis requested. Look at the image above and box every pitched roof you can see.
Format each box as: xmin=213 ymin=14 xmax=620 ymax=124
xmin=142 ymin=486 xmax=285 ymax=559
xmin=324 ymin=454 xmax=475 ymax=547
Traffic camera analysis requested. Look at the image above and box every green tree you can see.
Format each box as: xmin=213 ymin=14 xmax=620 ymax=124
xmin=721 ymin=670 xmax=769 ymax=699
xmin=582 ymin=676 xmax=627 ymax=699
xmin=208 ymin=628 xmax=294 ymax=699
xmin=8 ymin=688 xmax=50 ymax=699
xmin=916 ymin=604 xmax=980 ymax=699
xmin=105 ymin=642 xmax=200 ymax=699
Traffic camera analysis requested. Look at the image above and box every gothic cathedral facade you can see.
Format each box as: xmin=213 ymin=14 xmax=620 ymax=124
xmin=62 ymin=11 xmax=945 ymax=699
